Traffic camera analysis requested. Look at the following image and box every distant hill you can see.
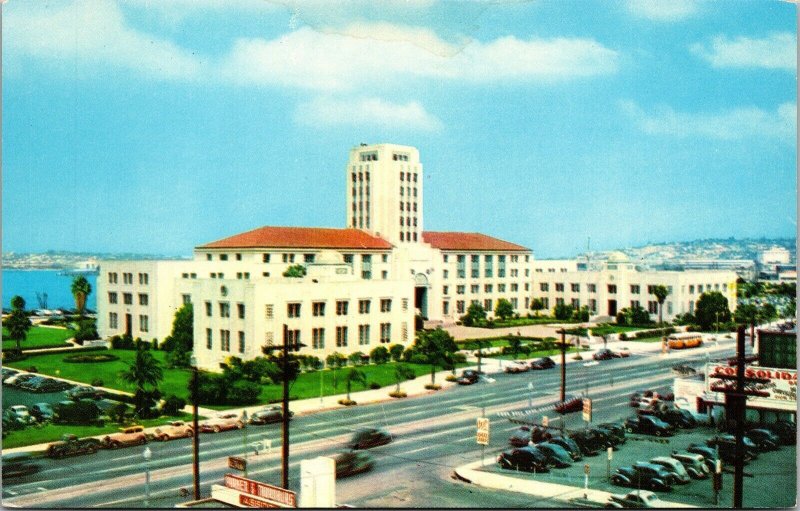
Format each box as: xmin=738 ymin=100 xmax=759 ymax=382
xmin=2 ymin=250 xmax=189 ymax=270
xmin=609 ymin=238 xmax=796 ymax=263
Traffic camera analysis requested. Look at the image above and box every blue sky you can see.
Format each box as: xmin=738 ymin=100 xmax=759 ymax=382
xmin=3 ymin=0 xmax=796 ymax=258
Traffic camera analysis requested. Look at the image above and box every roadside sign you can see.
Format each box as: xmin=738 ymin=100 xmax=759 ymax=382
xmin=224 ymin=473 xmax=297 ymax=508
xmin=228 ymin=456 xmax=247 ymax=471
xmin=476 ymin=417 xmax=490 ymax=445
xmin=584 ymin=463 xmax=590 ymax=475
xmin=240 ymin=494 xmax=280 ymax=508
xmin=542 ymin=415 xmax=549 ymax=428
xmin=607 ymin=447 xmax=613 ymax=461
xmin=582 ymin=398 xmax=592 ymax=423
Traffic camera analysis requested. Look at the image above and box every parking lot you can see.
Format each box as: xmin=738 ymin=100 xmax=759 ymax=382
xmin=483 ymin=422 xmax=796 ymax=508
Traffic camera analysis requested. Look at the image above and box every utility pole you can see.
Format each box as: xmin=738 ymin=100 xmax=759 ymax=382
xmin=559 ymin=329 xmax=567 ymax=433
xmin=190 ymin=357 xmax=201 ymax=501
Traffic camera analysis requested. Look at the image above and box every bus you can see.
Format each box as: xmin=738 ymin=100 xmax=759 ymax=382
xmin=667 ymin=332 xmax=703 ymax=350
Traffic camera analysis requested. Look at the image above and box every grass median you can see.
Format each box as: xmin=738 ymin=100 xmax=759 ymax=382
xmin=2 ymin=326 xmax=75 ymax=351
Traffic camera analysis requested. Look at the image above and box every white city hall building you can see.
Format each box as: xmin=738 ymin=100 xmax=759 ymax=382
xmin=97 ymin=143 xmax=533 ymax=370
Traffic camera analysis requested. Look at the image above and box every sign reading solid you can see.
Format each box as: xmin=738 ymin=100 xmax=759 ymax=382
xmin=228 ymin=456 xmax=247 ymax=471
xmin=240 ymin=494 xmax=280 ymax=508
xmin=224 ymin=474 xmax=297 ymax=508
xmin=705 ymin=364 xmax=797 ymax=410
xmin=582 ymin=398 xmax=592 ymax=423
xmin=476 ymin=417 xmax=490 ymax=446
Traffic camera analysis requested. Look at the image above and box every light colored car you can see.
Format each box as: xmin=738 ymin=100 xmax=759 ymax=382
xmin=8 ymin=405 xmax=35 ymax=424
xmin=607 ymin=490 xmax=667 ymax=508
xmin=504 ymin=361 xmax=529 ymax=374
xmin=102 ymin=425 xmax=148 ymax=448
xmin=200 ymin=413 xmax=245 ymax=433
xmin=650 ymin=456 xmax=691 ymax=484
xmin=670 ymin=451 xmax=710 ymax=479
xmin=154 ymin=421 xmax=194 ymax=441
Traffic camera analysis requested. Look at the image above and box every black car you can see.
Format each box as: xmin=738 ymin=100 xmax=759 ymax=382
xmin=530 ymin=357 xmax=556 ymax=370
xmin=333 ymin=451 xmax=374 ymax=478
xmin=349 ymin=428 xmax=392 ymax=450
xmin=596 ymin=422 xmax=626 ymax=446
xmin=509 ymin=427 xmax=533 ymax=447
xmin=611 ymin=463 xmax=673 ymax=492
xmin=548 ymin=436 xmax=583 ymax=461
xmin=746 ymin=428 xmax=780 ymax=451
xmin=536 ymin=442 xmax=573 ymax=468
xmin=624 ymin=415 xmax=674 ymax=437
xmin=65 ymin=386 xmax=102 ymax=400
xmin=497 ymin=446 xmax=550 ymax=473
xmin=568 ymin=430 xmax=603 ymax=456
xmin=30 ymin=402 xmax=55 ymax=422
xmin=686 ymin=444 xmax=721 ymax=472
xmin=753 ymin=421 xmax=796 ymax=446
xmin=706 ymin=434 xmax=759 ymax=461
xmin=457 ymin=369 xmax=480 ymax=385
xmin=593 ymin=349 xmax=622 ymax=361
xmin=639 ymin=405 xmax=696 ymax=429
xmin=587 ymin=427 xmax=616 ymax=449
xmin=249 ymin=406 xmax=293 ymax=425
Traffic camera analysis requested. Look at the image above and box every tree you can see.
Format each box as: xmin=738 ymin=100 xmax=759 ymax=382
xmin=369 ymin=346 xmax=390 ymax=364
xmin=494 ymin=299 xmax=514 ymax=321
xmin=507 ymin=337 xmax=522 ymax=360
xmin=553 ymin=303 xmax=574 ymax=320
xmin=326 ymin=352 xmax=347 ymax=389
xmin=530 ymin=298 xmax=546 ymax=317
xmin=467 ymin=338 xmax=491 ymax=375
xmin=416 ymin=328 xmax=458 ymax=385
xmin=572 ymin=306 xmax=590 ymax=322
xmin=282 ymin=264 xmax=307 ymax=278
xmin=616 ymin=305 xmax=651 ymax=326
xmin=784 ymin=300 xmax=796 ymax=320
xmin=388 ymin=343 xmax=405 ymax=362
xmin=694 ymin=292 xmax=732 ymax=331
xmin=161 ymin=303 xmax=193 ymax=351
xmin=70 ymin=275 xmax=92 ymax=316
xmin=464 ymin=302 xmax=487 ymax=326
xmin=348 ymin=351 xmax=367 ymax=366
xmin=120 ymin=348 xmax=164 ymax=418
xmin=5 ymin=295 xmax=32 ymax=352
xmin=263 ymin=352 xmax=301 ymax=386
xmin=394 ymin=364 xmax=416 ymax=393
xmin=651 ymin=285 xmax=670 ymax=325
xmin=344 ymin=368 xmax=366 ymax=401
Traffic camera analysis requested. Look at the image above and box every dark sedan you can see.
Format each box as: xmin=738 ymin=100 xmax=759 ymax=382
xmin=509 ymin=427 xmax=532 ymax=447
xmin=624 ymin=415 xmax=674 ymax=437
xmin=457 ymin=369 xmax=480 ymax=385
xmin=611 ymin=463 xmax=673 ymax=492
xmin=497 ymin=446 xmax=550 ymax=473
xmin=548 ymin=435 xmax=583 ymax=461
xmin=746 ymin=428 xmax=780 ymax=451
xmin=536 ymin=442 xmax=573 ymax=468
xmin=530 ymin=357 xmax=556 ymax=370
xmin=249 ymin=406 xmax=294 ymax=425
xmin=593 ymin=349 xmax=624 ymax=361
xmin=349 ymin=428 xmax=392 ymax=450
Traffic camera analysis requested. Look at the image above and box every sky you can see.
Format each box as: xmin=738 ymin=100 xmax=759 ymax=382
xmin=3 ymin=0 xmax=797 ymax=258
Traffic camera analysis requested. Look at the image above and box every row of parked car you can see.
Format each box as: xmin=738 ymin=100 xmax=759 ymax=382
xmin=3 ymin=369 xmax=74 ymax=394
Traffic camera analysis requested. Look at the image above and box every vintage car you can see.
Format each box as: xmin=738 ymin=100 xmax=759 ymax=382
xmin=154 ymin=421 xmax=194 ymax=441
xmin=504 ymin=361 xmax=530 ymax=374
xmin=670 ymin=451 xmax=710 ymax=479
xmin=456 ymin=369 xmax=480 ymax=385
xmin=46 ymin=434 xmax=102 ymax=458
xmin=349 ymin=428 xmax=393 ymax=450
xmin=199 ymin=413 xmax=245 ymax=433
xmin=529 ymin=357 xmax=556 ymax=370
xmin=611 ymin=463 xmax=673 ymax=492
xmin=607 ymin=490 xmax=669 ymax=508
xmin=102 ymin=425 xmax=148 ymax=448
xmin=333 ymin=451 xmax=374 ymax=478
xmin=249 ymin=406 xmax=294 ymax=425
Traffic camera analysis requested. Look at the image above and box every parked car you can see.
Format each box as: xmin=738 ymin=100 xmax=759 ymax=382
xmin=65 ymin=385 xmax=102 ymax=400
xmin=755 ymin=421 xmax=796 ymax=445
xmin=611 ymin=463 xmax=673 ymax=492
xmin=200 ymin=413 xmax=245 ymax=433
xmin=745 ymin=428 xmax=780 ymax=451
xmin=670 ymin=451 xmax=710 ymax=479
xmin=623 ymin=415 xmax=674 ymax=437
xmin=102 ymin=425 xmax=148 ymax=448
xmin=8 ymin=405 xmax=35 ymax=424
xmin=30 ymin=402 xmax=55 ymax=422
xmin=1 ymin=453 xmax=41 ymax=480
xmin=648 ymin=457 xmax=690 ymax=484
xmin=18 ymin=376 xmax=46 ymax=391
xmin=46 ymin=434 xmax=102 ymax=458
xmin=554 ymin=396 xmax=583 ymax=414
xmin=593 ymin=349 xmax=624 ymax=361
xmin=1 ymin=368 xmax=19 ymax=382
xmin=497 ymin=446 xmax=549 ymax=473
xmin=509 ymin=427 xmax=533 ymax=447
xmin=536 ymin=442 xmax=573 ymax=468
xmin=530 ymin=357 xmax=556 ymax=370
xmin=349 ymin=428 xmax=392 ymax=450
xmin=154 ymin=421 xmax=194 ymax=441
xmin=596 ymin=422 xmax=626 ymax=447
xmin=249 ymin=406 xmax=294 ymax=425
xmin=568 ymin=430 xmax=603 ymax=456
xmin=606 ymin=490 xmax=667 ymax=508
xmin=638 ymin=404 xmax=696 ymax=429
xmin=548 ymin=435 xmax=583 ymax=461
xmin=686 ymin=444 xmax=721 ymax=472
xmin=529 ymin=425 xmax=553 ymax=443
xmin=457 ymin=369 xmax=480 ymax=385
xmin=504 ymin=361 xmax=529 ymax=374
xmin=332 ymin=451 xmax=374 ymax=478
xmin=7 ymin=373 xmax=37 ymax=387
xmin=706 ymin=434 xmax=759 ymax=461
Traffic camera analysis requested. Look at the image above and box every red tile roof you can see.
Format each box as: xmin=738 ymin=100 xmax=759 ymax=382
xmin=198 ymin=226 xmax=393 ymax=250
xmin=422 ymin=231 xmax=529 ymax=252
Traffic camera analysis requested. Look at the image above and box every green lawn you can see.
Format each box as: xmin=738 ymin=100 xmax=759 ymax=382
xmin=564 ymin=324 xmax=649 ymax=337
xmin=2 ymin=326 xmax=75 ymax=350
xmin=473 ymin=317 xmax=580 ymax=328
xmin=479 ymin=346 xmax=587 ymax=361
xmin=456 ymin=336 xmax=557 ymax=349
xmin=2 ymin=412 xmax=197 ymax=450
xmin=623 ymin=336 xmax=663 ymax=343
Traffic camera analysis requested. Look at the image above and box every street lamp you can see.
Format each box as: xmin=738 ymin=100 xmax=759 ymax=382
xmin=189 ymin=354 xmax=201 ymax=500
xmin=143 ymin=446 xmax=152 ymax=507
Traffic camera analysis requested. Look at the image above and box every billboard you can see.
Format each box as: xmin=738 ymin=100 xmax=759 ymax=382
xmin=705 ymin=363 xmax=797 ymax=411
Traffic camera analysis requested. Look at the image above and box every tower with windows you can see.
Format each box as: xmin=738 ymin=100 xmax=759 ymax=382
xmin=346 ymin=143 xmax=423 ymax=245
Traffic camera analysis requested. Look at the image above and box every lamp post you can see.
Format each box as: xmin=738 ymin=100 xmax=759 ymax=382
xmin=143 ymin=446 xmax=152 ymax=507
xmin=189 ymin=355 xmax=201 ymax=500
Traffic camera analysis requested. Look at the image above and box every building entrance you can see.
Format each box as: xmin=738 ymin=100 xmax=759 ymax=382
xmin=607 ymin=299 xmax=617 ymax=316
xmin=125 ymin=314 xmax=132 ymax=337
xmin=414 ymin=273 xmax=429 ymax=319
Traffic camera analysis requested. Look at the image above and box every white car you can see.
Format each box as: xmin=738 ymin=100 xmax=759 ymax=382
xmin=650 ymin=456 xmax=691 ymax=484
xmin=8 ymin=405 xmax=35 ymax=424
xmin=199 ymin=413 xmax=245 ymax=433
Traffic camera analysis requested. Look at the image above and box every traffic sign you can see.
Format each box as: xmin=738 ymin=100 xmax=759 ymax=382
xmin=476 ymin=417 xmax=490 ymax=445
xmin=224 ymin=474 xmax=297 ymax=508
xmin=228 ymin=456 xmax=247 ymax=471
xmin=542 ymin=415 xmax=549 ymax=428
xmin=607 ymin=447 xmax=613 ymax=460
xmin=582 ymin=398 xmax=592 ymax=423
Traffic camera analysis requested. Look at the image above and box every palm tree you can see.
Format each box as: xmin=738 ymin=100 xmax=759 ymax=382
xmin=394 ymin=364 xmax=416 ymax=393
xmin=735 ymin=304 xmax=759 ymax=347
xmin=5 ymin=295 xmax=32 ymax=352
xmin=344 ymin=368 xmax=366 ymax=401
xmin=651 ymin=285 xmax=670 ymax=326
xmin=71 ymin=276 xmax=92 ymax=316
xmin=508 ymin=337 xmax=522 ymax=360
xmin=121 ymin=349 xmax=164 ymax=417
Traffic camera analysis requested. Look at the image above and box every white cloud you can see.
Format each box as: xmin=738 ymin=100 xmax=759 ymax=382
xmin=6 ymin=1 xmax=203 ymax=80
xmin=295 ymin=96 xmax=443 ymax=132
xmin=620 ymin=100 xmax=797 ymax=143
xmin=691 ymin=33 xmax=797 ymax=70
xmin=626 ymin=0 xmax=700 ymax=21
xmin=220 ymin=27 xmax=619 ymax=91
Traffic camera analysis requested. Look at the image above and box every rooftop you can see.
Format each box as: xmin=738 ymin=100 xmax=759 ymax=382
xmin=422 ymin=231 xmax=529 ymax=252
xmin=198 ymin=226 xmax=393 ymax=251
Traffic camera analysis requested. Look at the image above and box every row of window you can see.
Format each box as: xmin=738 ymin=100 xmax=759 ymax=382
xmin=451 ymin=298 xmax=519 ymax=315
xmin=204 ymin=301 xmax=246 ymax=319
xmin=448 ymin=283 xmax=527 ymax=295
xmin=205 ymin=328 xmax=245 ymax=353
xmin=108 ymin=292 xmax=148 ymax=306
xmin=286 ymin=299 xmax=393 ymax=318
xmin=308 ymin=323 xmax=394 ymax=348
xmin=443 ymin=254 xmax=529 ymax=264
xmin=107 ymin=272 xmax=149 ymax=285
xmin=399 ymin=201 xmax=418 ymax=212
xmin=108 ymin=312 xmax=148 ymax=332
xmin=204 ymin=252 xmax=316 ymax=264
xmin=540 ymin=282 xmax=727 ymax=295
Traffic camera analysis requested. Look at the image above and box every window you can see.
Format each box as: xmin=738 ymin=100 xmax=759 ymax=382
xmin=631 ymin=300 xmax=640 ymax=308
xmin=219 ymin=302 xmax=230 ymax=318
xmin=471 ymin=284 xmax=479 ymax=294
xmin=312 ymin=301 xmax=326 ymax=317
xmin=139 ymin=315 xmax=149 ymax=332
xmin=206 ymin=254 xmax=212 ymax=261
xmin=205 ymin=301 xmax=212 ymax=317
xmin=498 ymin=255 xmax=506 ymax=278
xmin=380 ymin=299 xmax=392 ymax=312
xmin=484 ymin=284 xmax=493 ymax=293
xmin=571 ymin=298 xmax=580 ymax=308
xmin=556 ymin=298 xmax=565 ymax=306
xmin=359 ymin=324 xmax=371 ymax=345
xmin=237 ymin=303 xmax=245 ymax=319
xmin=443 ymin=269 xmax=449 ymax=279
xmin=698 ymin=285 xmax=704 ymax=293
xmin=265 ymin=304 xmax=274 ymax=319
xmin=380 ymin=323 xmax=391 ymax=343
xmin=336 ymin=300 xmax=349 ymax=316
xmin=607 ymin=285 xmax=617 ymax=294
xmin=457 ymin=255 xmax=466 ymax=278
xmin=483 ymin=299 xmax=492 ymax=311
xmin=109 ymin=312 xmax=118 ymax=329
xmin=359 ymin=299 xmax=371 ymax=314
xmin=361 ymin=254 xmax=372 ymax=279
xmin=588 ymin=284 xmax=597 ymax=293
xmin=336 ymin=326 xmax=349 ymax=347
xmin=382 ymin=254 xmax=389 ymax=263
xmin=218 ymin=254 xmax=228 ymax=261
xmin=588 ymin=299 xmax=597 ymax=313
xmin=456 ymin=300 xmax=465 ymax=314
xmin=442 ymin=301 xmax=450 ymax=315
xmin=442 ymin=285 xmax=449 ymax=295
xmin=108 ymin=272 xmax=118 ymax=284
xmin=182 ymin=294 xmax=191 ymax=305
xmin=206 ymin=328 xmax=212 ymax=349
xmin=312 ymin=328 xmax=325 ymax=349
xmin=510 ymin=283 xmax=518 ymax=292
xmin=648 ymin=301 xmax=658 ymax=314
xmin=524 ymin=283 xmax=529 ymax=291
xmin=630 ymin=285 xmax=640 ymax=294
xmin=304 ymin=253 xmax=315 ymax=263
xmin=484 ymin=255 xmax=493 ymax=278
xmin=287 ymin=303 xmax=301 ymax=318
xmin=689 ymin=285 xmax=695 ymax=294
xmin=282 ymin=253 xmax=295 ymax=263
xmin=108 ymin=292 xmax=118 ymax=304
xmin=286 ymin=329 xmax=300 ymax=345
xmin=540 ymin=283 xmax=549 ymax=292
xmin=123 ymin=293 xmax=133 ymax=305
xmin=238 ymin=331 xmax=245 ymax=353
xmin=263 ymin=253 xmax=271 ymax=263
xmin=511 ymin=298 xmax=518 ymax=309
xmin=542 ymin=298 xmax=549 ymax=309
xmin=498 ymin=284 xmax=506 ymax=293
xmin=510 ymin=269 xmax=518 ymax=277
xmin=555 ymin=283 xmax=565 ymax=292
xmin=402 ymin=298 xmax=409 ymax=311
xmin=138 ymin=273 xmax=149 ymax=285
xmin=138 ymin=293 xmax=149 ymax=306
xmin=471 ymin=255 xmax=479 ymax=278
xmin=667 ymin=302 xmax=673 ymax=314
xmin=123 ymin=273 xmax=133 ymax=284
xmin=443 ymin=254 xmax=449 ymax=263
xmin=457 ymin=285 xmax=465 ymax=295
xmin=344 ymin=254 xmax=354 ymax=264
xmin=220 ymin=330 xmax=231 ymax=351
xmin=382 ymin=270 xmax=388 ymax=280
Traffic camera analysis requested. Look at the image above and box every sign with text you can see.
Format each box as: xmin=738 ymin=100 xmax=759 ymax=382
xmin=228 ymin=456 xmax=247 ymax=471
xmin=224 ymin=474 xmax=297 ymax=508
xmin=476 ymin=417 xmax=490 ymax=446
xmin=240 ymin=494 xmax=281 ymax=508
xmin=705 ymin=363 xmax=796 ymax=411
xmin=582 ymin=398 xmax=592 ymax=423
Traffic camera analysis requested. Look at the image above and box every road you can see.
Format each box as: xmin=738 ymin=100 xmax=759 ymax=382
xmin=4 ymin=343 xmax=741 ymax=508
